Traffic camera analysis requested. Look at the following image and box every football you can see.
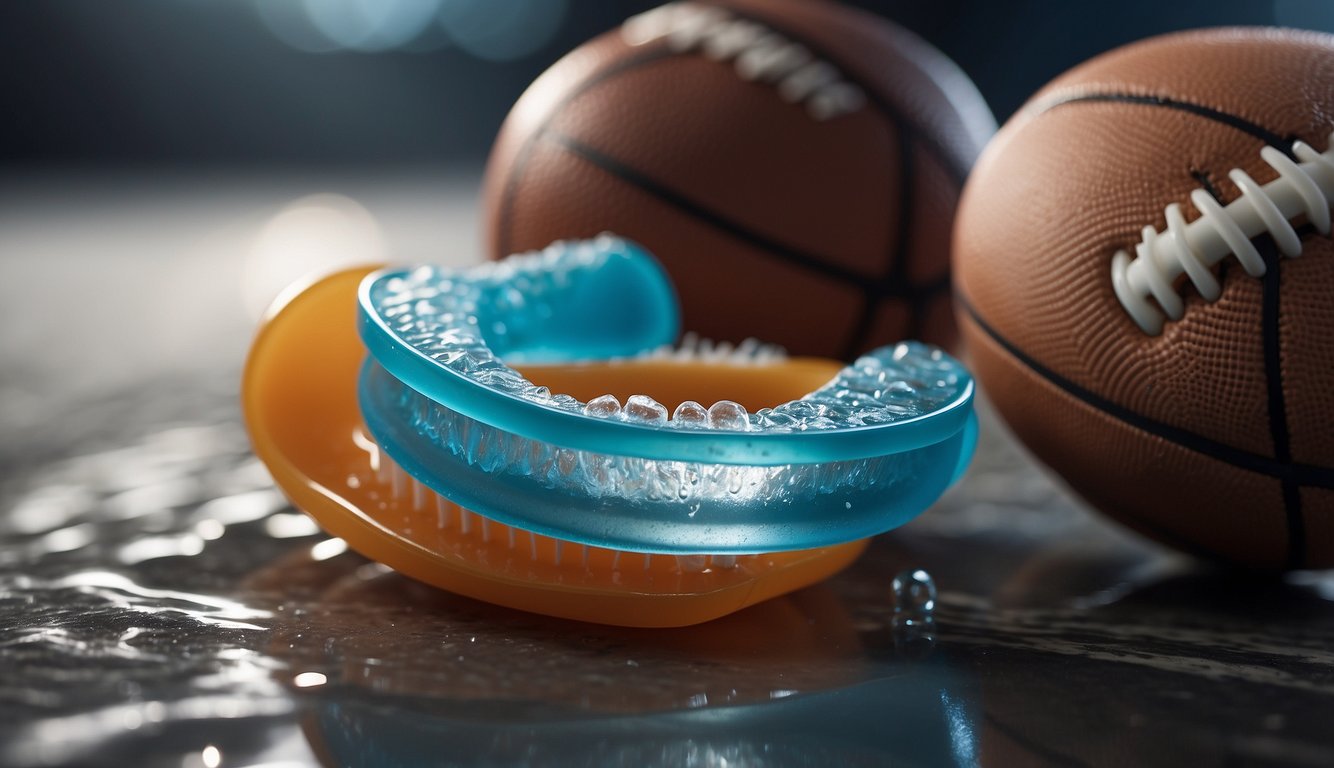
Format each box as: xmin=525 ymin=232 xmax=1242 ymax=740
xmin=954 ymin=28 xmax=1334 ymax=569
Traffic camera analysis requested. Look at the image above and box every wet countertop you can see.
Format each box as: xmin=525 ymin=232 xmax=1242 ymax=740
xmin=2 ymin=175 xmax=1332 ymax=767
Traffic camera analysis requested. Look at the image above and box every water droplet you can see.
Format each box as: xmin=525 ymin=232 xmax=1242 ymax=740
xmin=890 ymin=569 xmax=937 ymax=658
xmin=892 ymin=568 xmax=936 ymax=613
xmin=891 ymin=614 xmax=937 ymax=659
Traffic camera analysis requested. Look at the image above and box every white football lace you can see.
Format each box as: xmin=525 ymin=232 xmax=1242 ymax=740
xmin=1112 ymin=131 xmax=1334 ymax=335
xmin=621 ymin=2 xmax=866 ymax=121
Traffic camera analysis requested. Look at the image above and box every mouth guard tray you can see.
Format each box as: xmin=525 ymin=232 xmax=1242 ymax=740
xmin=244 ymin=236 xmax=977 ymax=627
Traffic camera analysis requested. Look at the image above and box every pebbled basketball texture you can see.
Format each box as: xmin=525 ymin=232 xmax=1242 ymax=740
xmin=954 ymin=28 xmax=1334 ymax=569
xmin=482 ymin=0 xmax=994 ymax=360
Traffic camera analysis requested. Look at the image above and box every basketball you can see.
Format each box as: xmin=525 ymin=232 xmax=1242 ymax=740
xmin=482 ymin=0 xmax=994 ymax=359
xmin=954 ymin=28 xmax=1334 ymax=569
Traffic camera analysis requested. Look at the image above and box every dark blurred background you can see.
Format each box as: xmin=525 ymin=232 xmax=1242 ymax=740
xmin=3 ymin=0 xmax=1331 ymax=172
xmin=2 ymin=0 xmax=1333 ymax=418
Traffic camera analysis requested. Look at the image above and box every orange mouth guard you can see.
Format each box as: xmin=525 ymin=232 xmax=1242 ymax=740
xmin=243 ymin=237 xmax=976 ymax=627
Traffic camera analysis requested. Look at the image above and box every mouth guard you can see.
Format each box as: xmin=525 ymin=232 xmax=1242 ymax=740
xmin=244 ymin=236 xmax=976 ymax=627
xmin=359 ymin=237 xmax=975 ymax=554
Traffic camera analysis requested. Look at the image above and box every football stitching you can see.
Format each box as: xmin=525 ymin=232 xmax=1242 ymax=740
xmin=499 ymin=4 xmax=970 ymax=357
xmin=1111 ymin=134 xmax=1334 ymax=335
xmin=621 ymin=1 xmax=868 ymax=121
xmin=965 ymin=96 xmax=1332 ymax=565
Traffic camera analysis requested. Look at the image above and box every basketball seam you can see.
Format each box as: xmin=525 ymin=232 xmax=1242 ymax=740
xmin=693 ymin=0 xmax=947 ymax=356
xmin=497 ymin=9 xmax=965 ymax=356
xmin=494 ymin=42 xmax=951 ymax=307
xmin=1188 ymin=169 xmax=1307 ymax=566
xmin=1034 ymin=92 xmax=1297 ymax=157
xmin=956 ymin=291 xmax=1334 ymax=490
xmin=494 ymin=44 xmax=680 ymax=259
xmin=661 ymin=0 xmax=962 ymax=318
xmin=1215 ymin=171 xmax=1308 ymax=568
xmin=699 ymin=0 xmax=974 ymax=185
xmin=842 ymin=126 xmax=919 ymax=359
xmin=1260 ymin=239 xmax=1305 ymax=568
xmin=961 ymin=304 xmax=1268 ymax=564
xmin=546 ymin=130 xmax=952 ymax=306
xmin=1197 ymin=173 xmax=1306 ymax=568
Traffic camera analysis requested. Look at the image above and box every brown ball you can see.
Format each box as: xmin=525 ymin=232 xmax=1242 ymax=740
xmin=953 ymin=28 xmax=1334 ymax=569
xmin=482 ymin=0 xmax=993 ymax=359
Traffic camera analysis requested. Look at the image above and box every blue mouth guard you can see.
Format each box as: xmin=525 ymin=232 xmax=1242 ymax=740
xmin=358 ymin=236 xmax=977 ymax=554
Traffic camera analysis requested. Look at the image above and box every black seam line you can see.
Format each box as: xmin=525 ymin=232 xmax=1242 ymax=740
xmin=495 ymin=44 xmax=680 ymax=258
xmin=843 ymin=283 xmax=883 ymax=361
xmin=1188 ymin=168 xmax=1224 ymax=201
xmin=1260 ymin=239 xmax=1306 ymax=568
xmin=1197 ymin=168 xmax=1304 ymax=568
xmin=551 ymin=129 xmax=951 ymax=303
xmin=885 ymin=128 xmax=924 ymax=343
xmin=913 ymin=272 xmax=952 ymax=297
xmin=548 ymin=130 xmax=950 ymax=303
xmin=843 ymin=128 xmax=918 ymax=359
xmin=496 ymin=11 xmax=964 ymax=322
xmin=1035 ymin=93 xmax=1297 ymax=157
xmin=957 ymin=293 xmax=1334 ymax=489
xmin=698 ymin=0 xmax=973 ymax=185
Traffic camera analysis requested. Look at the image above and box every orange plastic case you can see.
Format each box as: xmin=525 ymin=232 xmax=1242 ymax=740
xmin=243 ymin=266 xmax=867 ymax=627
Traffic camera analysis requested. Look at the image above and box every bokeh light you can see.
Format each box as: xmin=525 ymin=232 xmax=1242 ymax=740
xmin=241 ymin=193 xmax=389 ymax=321
xmin=253 ymin=0 xmax=342 ymax=54
xmin=437 ymin=0 xmax=569 ymax=61
xmin=252 ymin=0 xmax=568 ymax=59
xmin=304 ymin=0 xmax=442 ymax=52
xmin=1274 ymin=0 xmax=1334 ymax=30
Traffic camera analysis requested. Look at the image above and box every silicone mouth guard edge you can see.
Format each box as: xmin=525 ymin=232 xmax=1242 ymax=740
xmin=357 ymin=236 xmax=977 ymax=555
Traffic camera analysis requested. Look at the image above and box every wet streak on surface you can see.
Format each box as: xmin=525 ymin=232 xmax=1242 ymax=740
xmin=4 ymin=381 xmax=1334 ymax=767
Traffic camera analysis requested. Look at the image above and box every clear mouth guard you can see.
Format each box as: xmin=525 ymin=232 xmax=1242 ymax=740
xmin=358 ymin=236 xmax=977 ymax=554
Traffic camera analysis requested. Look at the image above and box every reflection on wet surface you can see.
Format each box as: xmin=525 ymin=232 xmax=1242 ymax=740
xmin=2 ymin=379 xmax=1333 ymax=767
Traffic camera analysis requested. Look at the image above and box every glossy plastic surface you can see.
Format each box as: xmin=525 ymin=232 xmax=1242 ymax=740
xmin=354 ymin=239 xmax=976 ymax=551
xmin=243 ymin=266 xmax=868 ymax=626
xmin=358 ymin=238 xmax=976 ymax=466
xmin=362 ymin=357 xmax=973 ymax=553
